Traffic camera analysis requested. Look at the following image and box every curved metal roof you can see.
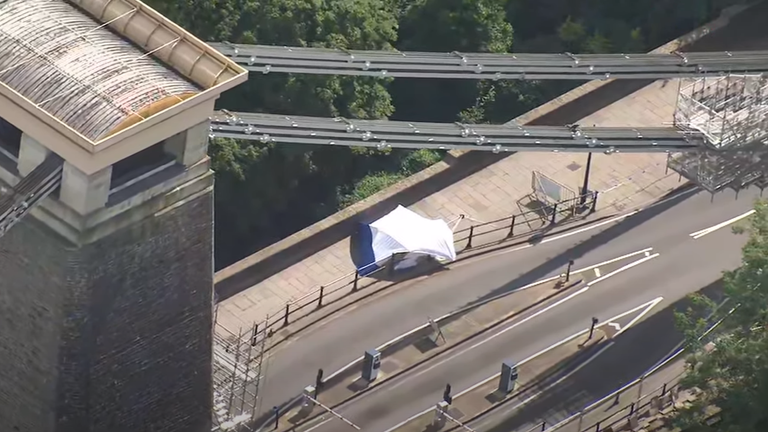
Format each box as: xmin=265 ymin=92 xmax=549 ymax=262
xmin=0 ymin=0 xmax=201 ymax=141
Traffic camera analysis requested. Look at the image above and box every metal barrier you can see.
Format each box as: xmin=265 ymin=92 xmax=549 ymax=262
xmin=223 ymin=191 xmax=599 ymax=343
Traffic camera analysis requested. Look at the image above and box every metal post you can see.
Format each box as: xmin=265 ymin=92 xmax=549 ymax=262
xmin=565 ymin=260 xmax=574 ymax=282
xmin=577 ymin=412 xmax=585 ymax=431
xmin=580 ymin=152 xmax=593 ymax=206
xmin=273 ymin=406 xmax=280 ymax=430
xmin=389 ymin=253 xmax=396 ymax=276
xmin=550 ymin=203 xmax=558 ymax=224
xmin=589 ymin=317 xmax=598 ymax=340
xmin=661 ymin=383 xmax=667 ymax=396
xmin=251 ymin=323 xmax=259 ymax=346
xmin=541 ymin=421 xmax=546 ymax=431
xmin=590 ymin=191 xmax=599 ymax=213
xmin=637 ymin=376 xmax=644 ymax=401
xmin=353 ymin=270 xmax=359 ymax=292
xmin=507 ymin=215 xmax=516 ymax=238
xmin=283 ymin=303 xmax=290 ymax=326
xmin=467 ymin=226 xmax=474 ymax=249
xmin=443 ymin=383 xmax=453 ymax=404
xmin=595 ymin=421 xmax=601 ymax=432
xmin=629 ymin=402 xmax=635 ymax=416
xmin=315 ymin=368 xmax=324 ymax=398
xmin=317 ymin=286 xmax=324 ymax=308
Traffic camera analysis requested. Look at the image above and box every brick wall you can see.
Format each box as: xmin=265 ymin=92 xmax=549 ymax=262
xmin=0 ymin=190 xmax=214 ymax=432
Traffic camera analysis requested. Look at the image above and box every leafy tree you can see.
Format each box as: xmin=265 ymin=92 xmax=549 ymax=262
xmin=146 ymin=0 xmax=750 ymax=268
xmin=672 ymin=200 xmax=768 ymax=432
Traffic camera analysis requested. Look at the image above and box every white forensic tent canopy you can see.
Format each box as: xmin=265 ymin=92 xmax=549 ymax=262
xmin=356 ymin=205 xmax=456 ymax=275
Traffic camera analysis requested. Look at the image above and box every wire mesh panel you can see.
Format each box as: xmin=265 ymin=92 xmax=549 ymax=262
xmin=532 ymin=171 xmax=577 ymax=207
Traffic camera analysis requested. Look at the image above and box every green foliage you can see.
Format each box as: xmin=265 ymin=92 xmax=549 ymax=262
xmin=672 ymin=200 xmax=768 ymax=432
xmin=147 ymin=0 xmax=748 ymax=268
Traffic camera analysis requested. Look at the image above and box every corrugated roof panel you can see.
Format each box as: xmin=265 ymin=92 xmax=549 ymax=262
xmin=0 ymin=0 xmax=201 ymax=141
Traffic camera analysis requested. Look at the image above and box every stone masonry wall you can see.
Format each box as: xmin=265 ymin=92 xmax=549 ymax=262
xmin=0 ymin=188 xmax=214 ymax=432
xmin=0 ymin=207 xmax=70 ymax=432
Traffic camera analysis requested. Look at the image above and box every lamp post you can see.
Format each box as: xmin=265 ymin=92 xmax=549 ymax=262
xmin=580 ymin=152 xmax=593 ymax=206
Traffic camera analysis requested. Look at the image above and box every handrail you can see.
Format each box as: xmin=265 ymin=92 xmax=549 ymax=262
xmin=221 ymin=190 xmax=599 ymax=339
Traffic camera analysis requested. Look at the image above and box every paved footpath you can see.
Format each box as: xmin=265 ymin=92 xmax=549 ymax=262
xmin=214 ymin=4 xmax=768 ymax=332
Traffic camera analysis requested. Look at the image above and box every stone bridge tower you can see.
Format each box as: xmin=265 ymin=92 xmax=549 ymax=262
xmin=0 ymin=1 xmax=246 ymax=431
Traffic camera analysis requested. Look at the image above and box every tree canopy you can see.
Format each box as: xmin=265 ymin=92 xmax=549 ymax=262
xmin=144 ymin=0 xmax=746 ymax=268
xmin=673 ymin=200 xmax=768 ymax=432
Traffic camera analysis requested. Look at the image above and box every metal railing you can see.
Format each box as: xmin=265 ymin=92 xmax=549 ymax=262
xmin=521 ymin=301 xmax=733 ymax=432
xmin=224 ymin=191 xmax=599 ymax=341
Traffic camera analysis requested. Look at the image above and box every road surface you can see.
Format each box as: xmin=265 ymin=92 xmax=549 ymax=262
xmin=261 ymin=190 xmax=758 ymax=411
xmin=256 ymin=186 xmax=756 ymax=431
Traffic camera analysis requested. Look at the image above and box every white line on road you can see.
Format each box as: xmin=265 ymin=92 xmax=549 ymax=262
xmin=689 ymin=209 xmax=755 ymax=239
xmin=594 ymin=268 xmax=601 ymax=278
xmin=470 ymin=342 xmax=616 ymax=431
xmin=491 ymin=212 xmax=641 ymax=258
xmin=383 ymin=253 xmax=659 ymax=393
xmin=386 ymin=296 xmax=664 ymax=432
xmin=303 ymin=250 xmax=660 ymax=432
xmin=324 ymin=248 xmax=656 ymax=385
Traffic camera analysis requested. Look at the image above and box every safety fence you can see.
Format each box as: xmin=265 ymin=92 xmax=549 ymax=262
xmin=454 ymin=191 xmax=598 ymax=249
xmin=518 ymin=302 xmax=733 ymax=432
xmin=223 ymin=190 xmax=599 ymax=343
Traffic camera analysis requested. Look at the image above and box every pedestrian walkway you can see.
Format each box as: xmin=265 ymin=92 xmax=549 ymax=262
xmin=214 ymin=5 xmax=762 ymax=333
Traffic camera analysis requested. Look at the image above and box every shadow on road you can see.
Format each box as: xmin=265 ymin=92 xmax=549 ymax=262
xmin=468 ymin=279 xmax=725 ymax=432
xmin=461 ymin=185 xmax=699 ymax=310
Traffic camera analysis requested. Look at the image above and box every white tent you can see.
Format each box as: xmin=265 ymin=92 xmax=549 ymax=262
xmin=356 ymin=205 xmax=456 ymax=275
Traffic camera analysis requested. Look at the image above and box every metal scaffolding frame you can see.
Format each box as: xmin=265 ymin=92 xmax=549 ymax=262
xmin=211 ymin=42 xmax=768 ymax=80
xmin=212 ymin=320 xmax=269 ymax=431
xmin=209 ymin=111 xmax=705 ymax=153
xmin=669 ymin=74 xmax=768 ymax=192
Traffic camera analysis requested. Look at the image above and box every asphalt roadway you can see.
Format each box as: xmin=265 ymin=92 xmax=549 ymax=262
xmin=256 ymin=185 xmax=758 ymax=428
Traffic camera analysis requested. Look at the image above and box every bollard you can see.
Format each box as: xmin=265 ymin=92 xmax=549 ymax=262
xmin=589 ymin=317 xmax=598 ymax=340
xmin=565 ymin=260 xmax=574 ymax=282
xmin=590 ymin=191 xmax=599 ymax=213
xmin=283 ymin=303 xmax=290 ymax=326
xmin=507 ymin=215 xmax=516 ymax=238
xmin=352 ymin=270 xmax=360 ymax=292
xmin=467 ymin=225 xmax=474 ymax=249
xmin=388 ymin=253 xmax=396 ymax=277
xmin=661 ymin=383 xmax=667 ymax=396
xmin=595 ymin=421 xmax=601 ymax=432
xmin=317 ymin=286 xmax=325 ymax=308
xmin=315 ymin=369 xmax=324 ymax=398
xmin=629 ymin=402 xmax=635 ymax=415
xmin=443 ymin=383 xmax=453 ymax=404
xmin=541 ymin=421 xmax=546 ymax=431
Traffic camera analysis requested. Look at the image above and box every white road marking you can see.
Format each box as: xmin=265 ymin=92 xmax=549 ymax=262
xmin=386 ymin=296 xmax=664 ymax=432
xmin=608 ymin=322 xmax=621 ymax=331
xmin=383 ymin=253 xmax=658 ymax=392
xmin=325 ymin=248 xmax=655 ymax=384
xmin=689 ymin=209 xmax=755 ymax=239
xmin=492 ymin=212 xmax=640 ymax=258
xmin=470 ymin=342 xmax=616 ymax=431
xmin=302 ymin=250 xmax=660 ymax=432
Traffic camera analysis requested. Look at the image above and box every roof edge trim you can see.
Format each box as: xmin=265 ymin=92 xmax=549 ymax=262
xmin=68 ymin=0 xmax=247 ymax=89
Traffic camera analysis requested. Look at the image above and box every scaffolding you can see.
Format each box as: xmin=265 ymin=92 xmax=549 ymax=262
xmin=212 ymin=320 xmax=269 ymax=431
xmin=669 ymin=74 xmax=768 ymax=192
